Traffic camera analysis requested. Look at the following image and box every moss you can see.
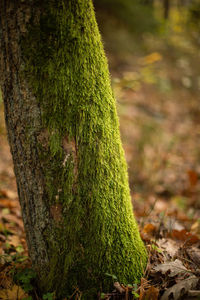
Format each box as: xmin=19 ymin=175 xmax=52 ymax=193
xmin=22 ymin=0 xmax=147 ymax=298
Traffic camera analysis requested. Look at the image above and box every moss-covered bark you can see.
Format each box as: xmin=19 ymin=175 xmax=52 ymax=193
xmin=0 ymin=0 xmax=147 ymax=298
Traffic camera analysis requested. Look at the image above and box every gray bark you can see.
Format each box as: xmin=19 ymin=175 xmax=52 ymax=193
xmin=0 ymin=0 xmax=52 ymax=276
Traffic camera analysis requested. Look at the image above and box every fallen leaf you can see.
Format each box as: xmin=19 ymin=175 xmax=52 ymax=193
xmin=185 ymin=246 xmax=200 ymax=268
xmin=0 ymin=269 xmax=13 ymax=289
xmin=157 ymin=239 xmax=179 ymax=258
xmin=191 ymin=221 xmax=200 ymax=234
xmin=165 ymin=218 xmax=184 ymax=231
xmin=7 ymin=235 xmax=21 ymax=248
xmin=143 ymin=223 xmax=156 ymax=235
xmin=141 ymin=52 xmax=162 ymax=65
xmin=0 ymin=284 xmax=27 ymax=300
xmin=169 ymin=229 xmax=199 ymax=245
xmin=0 ymin=190 xmax=18 ymax=200
xmin=188 ymin=290 xmax=200 ymax=297
xmin=0 ymin=222 xmax=6 ymax=232
xmin=161 ymin=276 xmax=198 ymax=300
xmin=153 ymin=259 xmax=188 ymax=277
xmin=187 ymin=170 xmax=198 ymax=187
xmin=2 ymin=214 xmax=23 ymax=228
xmin=0 ymin=198 xmax=18 ymax=209
xmin=144 ymin=286 xmax=159 ymax=300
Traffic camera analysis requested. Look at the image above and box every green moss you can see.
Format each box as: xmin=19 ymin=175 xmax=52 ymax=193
xmin=22 ymin=0 xmax=147 ymax=298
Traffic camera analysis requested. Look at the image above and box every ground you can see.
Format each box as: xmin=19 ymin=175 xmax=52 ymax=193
xmin=0 ymin=6 xmax=200 ymax=300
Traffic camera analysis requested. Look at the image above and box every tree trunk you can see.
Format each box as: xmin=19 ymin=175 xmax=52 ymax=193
xmin=164 ymin=0 xmax=170 ymax=19
xmin=0 ymin=0 xmax=147 ymax=298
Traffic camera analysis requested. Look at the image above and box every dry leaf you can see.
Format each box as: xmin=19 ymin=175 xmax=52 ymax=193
xmin=188 ymin=290 xmax=200 ymax=297
xmin=0 ymin=284 xmax=27 ymax=300
xmin=0 ymin=222 xmax=6 ymax=232
xmin=7 ymin=235 xmax=21 ymax=247
xmin=169 ymin=229 xmax=199 ymax=245
xmin=161 ymin=276 xmax=198 ymax=300
xmin=2 ymin=214 xmax=23 ymax=228
xmin=141 ymin=52 xmax=162 ymax=65
xmin=144 ymin=286 xmax=159 ymax=300
xmin=143 ymin=223 xmax=156 ymax=235
xmin=191 ymin=221 xmax=200 ymax=234
xmin=185 ymin=246 xmax=200 ymax=268
xmin=0 ymin=198 xmax=18 ymax=209
xmin=0 ymin=269 xmax=13 ymax=289
xmin=153 ymin=259 xmax=188 ymax=277
xmin=157 ymin=238 xmax=179 ymax=258
xmin=0 ymin=190 xmax=18 ymax=200
xmin=187 ymin=170 xmax=198 ymax=187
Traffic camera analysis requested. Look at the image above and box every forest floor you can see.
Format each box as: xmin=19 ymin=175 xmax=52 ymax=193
xmin=0 ymin=8 xmax=200 ymax=300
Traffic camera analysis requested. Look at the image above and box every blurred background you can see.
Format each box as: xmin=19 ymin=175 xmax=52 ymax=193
xmin=94 ymin=0 xmax=200 ymax=221
xmin=0 ymin=0 xmax=200 ymax=228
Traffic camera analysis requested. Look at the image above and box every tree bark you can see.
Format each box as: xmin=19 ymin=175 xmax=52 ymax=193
xmin=0 ymin=0 xmax=147 ymax=298
xmin=164 ymin=0 xmax=170 ymax=19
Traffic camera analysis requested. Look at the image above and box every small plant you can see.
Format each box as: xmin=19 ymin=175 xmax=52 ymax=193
xmin=0 ymin=242 xmax=28 ymax=264
xmin=100 ymin=292 xmax=106 ymax=299
xmin=14 ymin=268 xmax=36 ymax=293
xmin=43 ymin=292 xmax=54 ymax=300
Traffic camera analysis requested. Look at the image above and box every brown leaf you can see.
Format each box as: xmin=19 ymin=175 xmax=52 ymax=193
xmin=191 ymin=221 xmax=200 ymax=234
xmin=145 ymin=286 xmax=159 ymax=300
xmin=157 ymin=239 xmax=179 ymax=258
xmin=0 ymin=268 xmax=13 ymax=289
xmin=0 ymin=189 xmax=18 ymax=200
xmin=143 ymin=223 xmax=156 ymax=235
xmin=161 ymin=276 xmax=198 ymax=300
xmin=2 ymin=214 xmax=23 ymax=229
xmin=0 ymin=198 xmax=18 ymax=209
xmin=0 ymin=222 xmax=6 ymax=233
xmin=153 ymin=259 xmax=188 ymax=277
xmin=0 ymin=284 xmax=27 ymax=300
xmin=169 ymin=229 xmax=199 ymax=245
xmin=7 ymin=235 xmax=21 ymax=247
xmin=188 ymin=290 xmax=200 ymax=297
xmin=186 ymin=246 xmax=200 ymax=268
xmin=187 ymin=170 xmax=198 ymax=187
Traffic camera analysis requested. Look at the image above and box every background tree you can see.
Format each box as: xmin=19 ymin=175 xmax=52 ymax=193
xmin=163 ymin=0 xmax=170 ymax=19
xmin=94 ymin=0 xmax=159 ymax=36
xmin=0 ymin=0 xmax=147 ymax=298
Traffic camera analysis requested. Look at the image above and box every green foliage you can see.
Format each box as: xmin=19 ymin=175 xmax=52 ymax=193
xmin=151 ymin=244 xmax=162 ymax=253
xmin=132 ymin=291 xmax=140 ymax=298
xmin=14 ymin=268 xmax=36 ymax=292
xmin=43 ymin=292 xmax=54 ymax=300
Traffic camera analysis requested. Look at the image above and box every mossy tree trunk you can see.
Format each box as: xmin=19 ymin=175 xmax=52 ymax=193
xmin=0 ymin=0 xmax=147 ymax=298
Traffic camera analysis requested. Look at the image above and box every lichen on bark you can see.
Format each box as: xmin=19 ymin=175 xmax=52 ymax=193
xmin=2 ymin=0 xmax=147 ymax=298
